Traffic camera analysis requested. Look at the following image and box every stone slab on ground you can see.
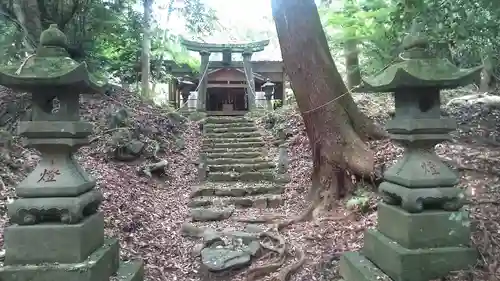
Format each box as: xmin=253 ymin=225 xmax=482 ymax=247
xmin=340 ymin=252 xmax=392 ymax=281
xmin=377 ymin=203 xmax=471 ymax=249
xmin=0 ymin=238 xmax=120 ymax=281
xmin=201 ymin=248 xmax=251 ymax=272
xmin=362 ymin=229 xmax=477 ymax=281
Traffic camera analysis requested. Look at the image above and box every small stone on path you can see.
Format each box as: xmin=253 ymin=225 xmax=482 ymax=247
xmin=201 ymin=248 xmax=251 ymax=272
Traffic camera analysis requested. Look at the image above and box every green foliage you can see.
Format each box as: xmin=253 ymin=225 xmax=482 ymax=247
xmin=0 ymin=0 xmax=215 ymax=85
xmin=0 ymin=19 xmax=25 ymax=64
xmin=346 ymin=195 xmax=369 ymax=213
xmin=257 ymin=104 xmax=296 ymax=139
xmin=273 ymin=99 xmax=283 ymax=109
xmin=321 ymin=0 xmax=500 ymax=78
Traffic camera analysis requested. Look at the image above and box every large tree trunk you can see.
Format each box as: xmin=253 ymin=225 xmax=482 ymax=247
xmin=2 ymin=0 xmax=82 ymax=52
xmin=271 ymin=0 xmax=386 ymax=205
xmin=141 ymin=0 xmax=153 ymax=97
xmin=12 ymin=0 xmax=42 ymax=51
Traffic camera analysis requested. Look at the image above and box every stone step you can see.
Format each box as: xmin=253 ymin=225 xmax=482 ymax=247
xmin=205 ymin=142 xmax=264 ymax=149
xmin=203 ymin=147 xmax=262 ymax=154
xmin=203 ymin=137 xmax=263 ymax=144
xmin=188 ymin=194 xmax=284 ymax=209
xmin=114 ymin=261 xmax=145 ymax=281
xmin=208 ymin=171 xmax=276 ymax=182
xmin=204 ymin=122 xmax=255 ymax=129
xmin=204 ymin=132 xmax=262 ymax=138
xmin=190 ymin=207 xmax=235 ymax=222
xmin=191 ymin=182 xmax=285 ymax=197
xmin=206 ymin=157 xmax=269 ymax=165
xmin=205 ymin=151 xmax=263 ymax=159
xmin=205 ymin=127 xmax=257 ymax=134
xmin=208 ymin=163 xmax=275 ymax=172
xmin=205 ymin=117 xmax=253 ymax=124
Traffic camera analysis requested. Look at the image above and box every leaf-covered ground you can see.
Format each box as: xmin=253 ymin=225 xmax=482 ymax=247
xmin=0 ymin=86 xmax=498 ymax=281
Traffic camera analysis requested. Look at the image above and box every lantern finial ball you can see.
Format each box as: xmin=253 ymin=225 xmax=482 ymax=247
xmin=401 ymin=20 xmax=428 ymax=51
xmin=40 ymin=24 xmax=68 ymax=48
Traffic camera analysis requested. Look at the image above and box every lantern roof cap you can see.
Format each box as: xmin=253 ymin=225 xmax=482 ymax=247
xmin=357 ymin=22 xmax=482 ymax=93
xmin=0 ymin=24 xmax=107 ymax=93
xmin=262 ymin=78 xmax=275 ymax=87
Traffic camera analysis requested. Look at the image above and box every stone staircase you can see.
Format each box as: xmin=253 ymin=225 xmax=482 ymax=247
xmin=189 ymin=116 xmax=288 ymax=222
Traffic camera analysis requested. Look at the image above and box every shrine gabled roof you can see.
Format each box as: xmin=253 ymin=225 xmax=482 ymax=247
xmin=180 ymin=38 xmax=270 ymax=53
xmin=207 ymin=68 xmax=267 ymax=81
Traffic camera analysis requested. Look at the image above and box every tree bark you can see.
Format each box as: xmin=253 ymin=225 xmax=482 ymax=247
xmin=12 ymin=0 xmax=42 ymax=51
xmin=3 ymin=0 xmax=81 ymax=51
xmin=344 ymin=38 xmax=361 ymax=90
xmin=480 ymin=54 xmax=494 ymax=93
xmin=141 ymin=0 xmax=153 ymax=97
xmin=271 ymin=0 xmax=386 ymax=202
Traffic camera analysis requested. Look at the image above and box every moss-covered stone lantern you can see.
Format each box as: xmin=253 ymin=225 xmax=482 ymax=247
xmin=0 ymin=24 xmax=144 ymax=281
xmin=262 ymin=78 xmax=275 ymax=110
xmin=340 ymin=28 xmax=481 ymax=281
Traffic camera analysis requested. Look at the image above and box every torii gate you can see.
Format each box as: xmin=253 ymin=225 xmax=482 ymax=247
xmin=180 ymin=38 xmax=270 ymax=112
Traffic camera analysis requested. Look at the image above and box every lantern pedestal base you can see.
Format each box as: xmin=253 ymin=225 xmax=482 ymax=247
xmin=0 ymin=238 xmax=144 ymax=281
xmin=362 ymin=229 xmax=476 ymax=281
xmin=341 ymin=203 xmax=477 ymax=281
xmin=4 ymin=213 xmax=104 ymax=265
xmin=377 ymin=203 xmax=471 ymax=248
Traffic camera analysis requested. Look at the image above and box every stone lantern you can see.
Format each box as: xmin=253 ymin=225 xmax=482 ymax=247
xmin=261 ymin=78 xmax=275 ymax=110
xmin=0 ymin=24 xmax=144 ymax=280
xmin=340 ymin=29 xmax=481 ymax=281
xmin=178 ymin=75 xmax=195 ymax=109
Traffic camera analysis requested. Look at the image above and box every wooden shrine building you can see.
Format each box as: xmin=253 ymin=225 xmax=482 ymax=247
xmin=166 ymin=39 xmax=286 ymax=115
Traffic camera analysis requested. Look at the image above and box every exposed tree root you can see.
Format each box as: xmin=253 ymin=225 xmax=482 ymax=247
xmin=240 ymin=186 xmax=353 ymax=281
xmin=246 ymin=232 xmax=287 ymax=281
xmin=277 ymin=246 xmax=306 ymax=281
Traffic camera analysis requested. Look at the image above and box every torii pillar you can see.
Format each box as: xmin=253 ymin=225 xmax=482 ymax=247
xmin=242 ymin=50 xmax=256 ymax=111
xmin=197 ymin=50 xmax=210 ymax=111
